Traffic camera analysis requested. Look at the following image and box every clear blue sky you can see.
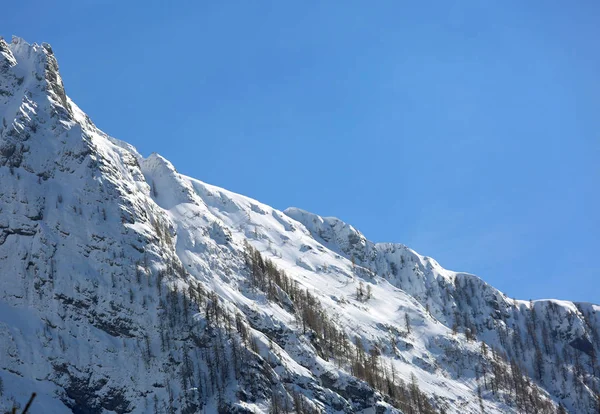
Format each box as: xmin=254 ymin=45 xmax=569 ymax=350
xmin=3 ymin=1 xmax=598 ymax=303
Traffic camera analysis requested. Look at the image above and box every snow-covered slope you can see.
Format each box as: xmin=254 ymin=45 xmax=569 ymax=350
xmin=0 ymin=37 xmax=598 ymax=413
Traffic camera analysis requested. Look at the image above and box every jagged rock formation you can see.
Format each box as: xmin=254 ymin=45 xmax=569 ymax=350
xmin=0 ymin=37 xmax=598 ymax=413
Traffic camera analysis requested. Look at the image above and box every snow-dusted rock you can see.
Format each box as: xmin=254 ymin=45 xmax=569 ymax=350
xmin=0 ymin=38 xmax=598 ymax=414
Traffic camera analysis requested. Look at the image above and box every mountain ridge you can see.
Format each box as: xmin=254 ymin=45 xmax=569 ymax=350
xmin=0 ymin=37 xmax=598 ymax=413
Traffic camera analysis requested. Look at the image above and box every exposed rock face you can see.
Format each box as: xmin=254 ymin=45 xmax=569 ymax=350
xmin=0 ymin=38 xmax=598 ymax=414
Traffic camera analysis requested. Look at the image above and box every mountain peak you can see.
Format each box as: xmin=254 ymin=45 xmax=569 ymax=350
xmin=1 ymin=36 xmax=70 ymax=116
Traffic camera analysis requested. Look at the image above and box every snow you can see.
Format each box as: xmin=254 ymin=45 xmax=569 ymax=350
xmin=0 ymin=37 xmax=598 ymax=413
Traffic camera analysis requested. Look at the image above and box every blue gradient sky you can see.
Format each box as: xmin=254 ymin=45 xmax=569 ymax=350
xmin=3 ymin=1 xmax=598 ymax=302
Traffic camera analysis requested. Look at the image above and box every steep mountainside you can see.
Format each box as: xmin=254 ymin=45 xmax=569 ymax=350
xmin=0 ymin=37 xmax=598 ymax=413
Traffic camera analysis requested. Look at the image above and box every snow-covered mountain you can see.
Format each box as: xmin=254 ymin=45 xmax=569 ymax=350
xmin=0 ymin=36 xmax=598 ymax=413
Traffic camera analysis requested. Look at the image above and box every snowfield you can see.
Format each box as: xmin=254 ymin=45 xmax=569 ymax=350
xmin=0 ymin=37 xmax=598 ymax=413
